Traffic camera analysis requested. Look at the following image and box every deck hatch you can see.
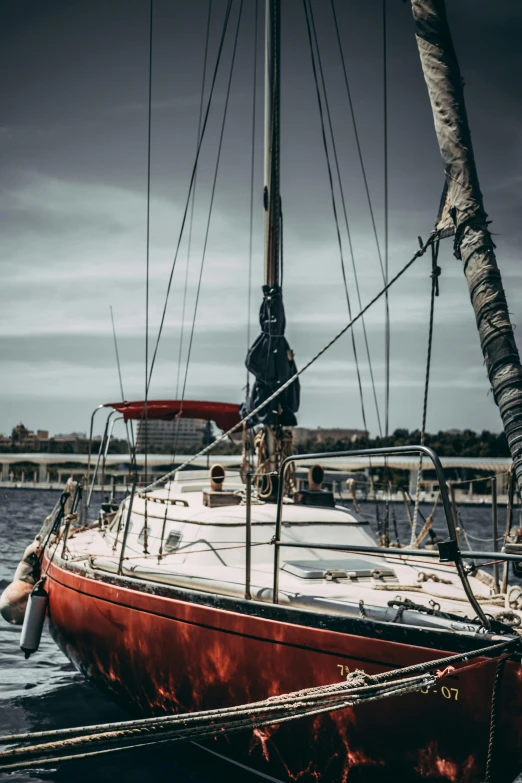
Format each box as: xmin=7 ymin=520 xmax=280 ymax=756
xmin=165 ymin=531 xmax=182 ymax=552
xmin=282 ymin=559 xmax=396 ymax=581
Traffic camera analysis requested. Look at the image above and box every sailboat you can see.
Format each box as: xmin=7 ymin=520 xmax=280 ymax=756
xmin=3 ymin=1 xmax=522 ymax=781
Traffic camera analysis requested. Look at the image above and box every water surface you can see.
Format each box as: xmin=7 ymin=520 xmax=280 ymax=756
xmin=0 ymin=489 xmax=514 ymax=781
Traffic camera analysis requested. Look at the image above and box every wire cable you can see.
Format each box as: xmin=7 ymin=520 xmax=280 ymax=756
xmin=178 ymin=1 xmax=244 ymax=411
xmin=246 ymin=0 xmax=259 ymax=392
xmin=147 ymin=0 xmax=234 ymax=391
xmin=308 ymin=0 xmax=383 ymax=437
xmin=383 ymin=0 xmax=391 ymax=437
xmin=142 ymin=0 xmax=154 ymax=553
xmin=176 ymin=0 xmax=213 ymax=400
xmin=302 ymin=0 xmax=369 ymax=437
xmin=329 ymin=1 xmax=385 ymax=283
xmin=109 ymin=306 xmax=135 ymax=459
xmin=411 ymin=240 xmax=440 ymax=544
xmin=145 ymin=233 xmax=437 ymax=491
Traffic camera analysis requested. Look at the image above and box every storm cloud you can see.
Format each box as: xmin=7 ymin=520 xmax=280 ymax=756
xmin=0 ymin=0 xmax=521 ymax=437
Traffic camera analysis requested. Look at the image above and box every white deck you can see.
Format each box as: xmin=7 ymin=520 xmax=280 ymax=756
xmin=60 ymin=471 xmax=520 ymax=636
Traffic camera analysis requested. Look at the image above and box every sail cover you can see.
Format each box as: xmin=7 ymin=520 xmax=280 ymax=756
xmin=105 ymin=400 xmax=241 ymax=431
xmin=413 ymin=0 xmax=485 ymax=242
xmin=412 ymin=0 xmax=522 ymax=491
xmin=241 ymin=284 xmax=300 ymax=427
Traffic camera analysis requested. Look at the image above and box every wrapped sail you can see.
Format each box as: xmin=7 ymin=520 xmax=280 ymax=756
xmin=241 ymin=284 xmax=300 ymax=427
xmin=412 ymin=0 xmax=522 ymax=488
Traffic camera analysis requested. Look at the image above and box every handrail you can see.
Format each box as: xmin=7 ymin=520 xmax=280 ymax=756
xmin=272 ymin=445 xmax=491 ymax=629
xmin=86 ymin=404 xmax=105 ymax=490
xmin=245 ymin=472 xmax=253 ymax=600
xmin=87 ymin=410 xmax=116 ymax=509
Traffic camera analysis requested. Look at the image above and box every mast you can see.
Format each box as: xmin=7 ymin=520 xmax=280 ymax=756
xmin=241 ymin=0 xmax=300 ymax=497
xmin=412 ymin=0 xmax=522 ymax=491
xmin=264 ymin=0 xmax=281 ymax=288
xmin=262 ymin=0 xmax=281 ymax=479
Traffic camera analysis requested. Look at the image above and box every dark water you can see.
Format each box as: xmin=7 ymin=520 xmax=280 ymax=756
xmin=0 ymin=490 xmax=258 ymax=783
xmin=0 ymin=490 xmax=517 ymax=782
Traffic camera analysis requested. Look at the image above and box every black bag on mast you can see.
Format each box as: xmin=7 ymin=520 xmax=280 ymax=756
xmin=241 ymin=284 xmax=300 ymax=427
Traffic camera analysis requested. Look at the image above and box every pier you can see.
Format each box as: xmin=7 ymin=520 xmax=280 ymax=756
xmin=0 ymin=453 xmax=514 ymax=504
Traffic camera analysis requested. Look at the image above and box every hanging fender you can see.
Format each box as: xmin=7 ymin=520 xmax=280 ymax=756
xmin=0 ymin=541 xmax=41 ymax=625
xmin=20 ymin=580 xmax=48 ymax=659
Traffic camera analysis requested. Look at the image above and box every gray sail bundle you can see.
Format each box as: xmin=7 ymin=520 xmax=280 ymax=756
xmin=412 ymin=0 xmax=522 ymax=489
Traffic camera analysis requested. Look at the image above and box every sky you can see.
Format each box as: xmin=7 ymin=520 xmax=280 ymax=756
xmin=0 ymin=0 xmax=521 ymax=439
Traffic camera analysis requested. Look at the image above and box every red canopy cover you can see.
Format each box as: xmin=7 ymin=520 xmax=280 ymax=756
xmin=104 ymin=400 xmax=241 ymax=431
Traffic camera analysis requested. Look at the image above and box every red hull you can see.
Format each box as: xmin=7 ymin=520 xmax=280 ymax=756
xmin=45 ymin=558 xmax=522 ymax=782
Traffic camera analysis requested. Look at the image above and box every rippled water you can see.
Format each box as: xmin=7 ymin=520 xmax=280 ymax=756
xmin=0 ymin=489 xmax=516 ymax=782
xmin=0 ymin=489 xmax=256 ymax=783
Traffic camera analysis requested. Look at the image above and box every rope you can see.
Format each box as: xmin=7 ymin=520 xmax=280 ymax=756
xmin=253 ymin=428 xmax=294 ymax=499
xmin=0 ymin=639 xmax=515 ymax=773
xmin=411 ymin=239 xmax=441 ymax=544
xmin=254 ymin=429 xmax=272 ymax=499
xmin=485 ymin=657 xmax=506 ymax=783
xmin=0 ymin=675 xmax=434 ymax=771
xmin=143 ymin=233 xmax=437 ymax=492
xmin=413 ymin=490 xmax=440 ymax=548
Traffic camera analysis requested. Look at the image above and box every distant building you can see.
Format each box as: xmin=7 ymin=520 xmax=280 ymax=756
xmin=52 ymin=432 xmax=87 ymax=454
xmin=136 ymin=418 xmax=206 ymax=453
xmin=7 ymin=423 xmax=49 ymax=452
xmin=293 ymin=427 xmax=368 ymax=445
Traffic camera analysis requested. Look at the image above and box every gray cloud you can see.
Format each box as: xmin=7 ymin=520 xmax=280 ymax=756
xmin=0 ymin=0 xmax=521 ymax=439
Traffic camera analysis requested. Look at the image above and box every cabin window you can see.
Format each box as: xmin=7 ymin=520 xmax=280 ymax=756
xmin=137 ymin=525 xmax=150 ymax=545
xmin=165 ymin=530 xmax=182 ymax=552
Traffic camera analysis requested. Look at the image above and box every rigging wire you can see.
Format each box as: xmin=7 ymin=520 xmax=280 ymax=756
xmin=411 ymin=240 xmax=440 ymax=544
xmin=178 ymin=0 xmax=244 ymax=413
xmin=109 ymin=306 xmax=135 ymax=459
xmin=307 ymin=0 xmax=383 ymax=437
xmin=144 ymin=232 xmax=437 ymax=492
xmin=302 ymin=0 xmax=369 ymax=437
xmin=147 ymin=0 xmax=234 ymax=391
xmin=246 ymin=0 xmax=259 ymax=392
xmin=143 ymin=0 xmax=154 ymax=554
xmin=330 ymin=1 xmax=390 ymax=440
xmin=383 ymin=0 xmax=391 ymax=437
xmin=329 ymin=2 xmax=386 ymax=285
xmin=160 ymin=0 xmax=214 ymax=534
xmin=110 ymin=306 xmax=126 ymax=403
xmin=176 ymin=0 xmax=213 ymax=400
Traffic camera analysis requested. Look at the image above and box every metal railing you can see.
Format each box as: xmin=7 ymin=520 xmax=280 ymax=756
xmin=266 ymin=445 xmax=522 ymax=631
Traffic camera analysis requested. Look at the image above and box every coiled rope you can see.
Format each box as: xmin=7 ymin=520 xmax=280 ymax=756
xmin=0 ymin=639 xmax=516 ymax=772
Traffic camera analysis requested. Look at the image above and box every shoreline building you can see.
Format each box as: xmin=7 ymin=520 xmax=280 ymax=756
xmin=293 ymin=427 xmax=368 ymax=445
xmin=136 ymin=418 xmax=206 ymax=453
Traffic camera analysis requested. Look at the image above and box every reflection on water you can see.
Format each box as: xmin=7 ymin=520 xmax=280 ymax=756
xmin=0 ymin=488 xmax=513 ymax=781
